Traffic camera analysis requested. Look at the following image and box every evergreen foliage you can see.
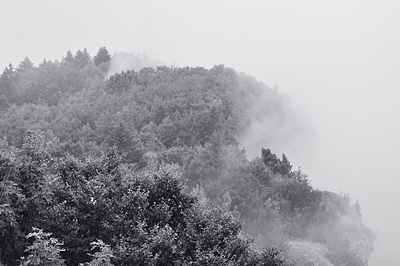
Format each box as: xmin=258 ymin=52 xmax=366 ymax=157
xmin=0 ymin=49 xmax=374 ymax=266
xmin=94 ymin=47 xmax=111 ymax=66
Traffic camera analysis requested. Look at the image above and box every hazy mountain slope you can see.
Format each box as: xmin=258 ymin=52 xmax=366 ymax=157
xmin=0 ymin=49 xmax=374 ymax=266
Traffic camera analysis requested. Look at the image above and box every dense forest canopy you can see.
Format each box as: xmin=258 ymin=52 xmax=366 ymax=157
xmin=0 ymin=48 xmax=374 ymax=266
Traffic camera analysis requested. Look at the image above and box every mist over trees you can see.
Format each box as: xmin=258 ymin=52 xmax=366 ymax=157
xmin=0 ymin=48 xmax=374 ymax=266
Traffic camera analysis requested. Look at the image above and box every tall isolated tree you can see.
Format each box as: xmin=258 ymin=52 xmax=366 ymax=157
xmin=94 ymin=47 xmax=111 ymax=66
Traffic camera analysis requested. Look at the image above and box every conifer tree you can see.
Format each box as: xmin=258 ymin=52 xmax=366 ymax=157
xmin=94 ymin=47 xmax=111 ymax=66
xmin=17 ymin=57 xmax=34 ymax=73
xmin=74 ymin=49 xmax=91 ymax=68
xmin=64 ymin=50 xmax=74 ymax=64
xmin=0 ymin=64 xmax=16 ymax=99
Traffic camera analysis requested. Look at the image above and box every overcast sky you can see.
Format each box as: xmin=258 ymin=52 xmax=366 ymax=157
xmin=2 ymin=0 xmax=400 ymax=265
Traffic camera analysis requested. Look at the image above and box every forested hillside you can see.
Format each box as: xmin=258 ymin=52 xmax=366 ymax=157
xmin=0 ymin=48 xmax=374 ymax=266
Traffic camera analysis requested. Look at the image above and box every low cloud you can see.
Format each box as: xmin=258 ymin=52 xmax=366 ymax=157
xmin=106 ymin=52 xmax=167 ymax=78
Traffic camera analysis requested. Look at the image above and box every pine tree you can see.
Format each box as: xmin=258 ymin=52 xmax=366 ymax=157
xmin=74 ymin=49 xmax=91 ymax=68
xmin=0 ymin=64 xmax=16 ymax=99
xmin=94 ymin=47 xmax=111 ymax=66
xmin=17 ymin=57 xmax=34 ymax=73
xmin=65 ymin=50 xmax=74 ymax=64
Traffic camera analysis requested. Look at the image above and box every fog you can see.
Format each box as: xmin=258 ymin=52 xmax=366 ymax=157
xmin=2 ymin=1 xmax=400 ymax=265
xmin=236 ymin=81 xmax=315 ymax=161
xmin=106 ymin=52 xmax=166 ymax=78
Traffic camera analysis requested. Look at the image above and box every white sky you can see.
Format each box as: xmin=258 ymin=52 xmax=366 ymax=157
xmin=2 ymin=1 xmax=400 ymax=265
